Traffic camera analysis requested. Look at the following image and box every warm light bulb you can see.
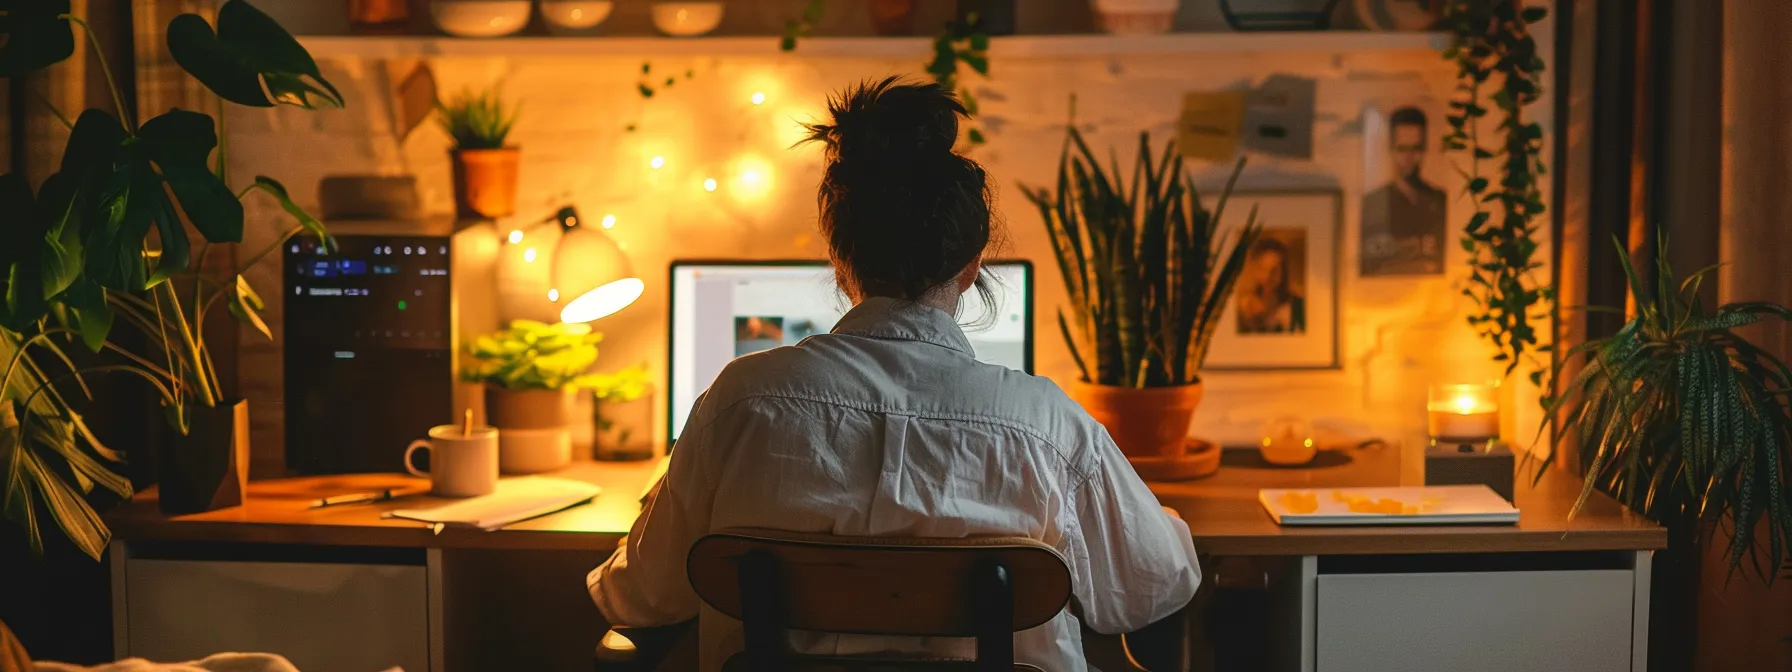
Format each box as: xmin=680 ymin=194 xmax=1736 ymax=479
xmin=560 ymin=278 xmax=646 ymax=323
xmin=650 ymin=156 xmax=665 ymax=169
xmin=751 ymin=92 xmax=766 ymax=105
xmin=567 ymin=215 xmax=579 ymax=227
xmin=523 ymin=247 xmax=538 ymax=263
xmin=548 ymin=288 xmax=560 ymax=302
xmin=741 ymin=169 xmax=760 ymax=184
xmin=1452 ymin=395 xmax=1477 ymax=415
xmin=703 ymin=178 xmax=718 ymax=192
xmin=601 ymin=214 xmax=616 ymax=229
xmin=507 ymin=230 xmax=524 ymax=244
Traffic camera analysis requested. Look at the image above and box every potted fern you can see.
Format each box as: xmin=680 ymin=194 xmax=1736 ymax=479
xmin=439 ymin=86 xmax=521 ymax=220
xmin=1 ymin=0 xmax=338 ymax=549
xmin=1021 ymin=121 xmax=1261 ymax=481
xmin=1544 ymin=238 xmax=1792 ymax=576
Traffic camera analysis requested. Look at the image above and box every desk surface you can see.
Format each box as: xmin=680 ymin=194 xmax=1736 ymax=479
xmin=111 ymin=442 xmax=1665 ymax=556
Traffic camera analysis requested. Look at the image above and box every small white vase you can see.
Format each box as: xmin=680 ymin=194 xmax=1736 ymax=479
xmin=651 ymin=1 xmax=725 ymax=37
xmin=430 ymin=0 xmax=532 ymax=38
xmin=1091 ymin=0 xmax=1180 ymax=34
xmin=540 ymin=0 xmax=614 ymax=35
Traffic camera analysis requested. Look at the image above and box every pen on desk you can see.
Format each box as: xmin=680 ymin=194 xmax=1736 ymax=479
xmin=310 ymin=489 xmax=398 ymax=508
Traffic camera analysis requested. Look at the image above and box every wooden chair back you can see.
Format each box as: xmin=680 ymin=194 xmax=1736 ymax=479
xmin=686 ymin=529 xmax=1073 ymax=672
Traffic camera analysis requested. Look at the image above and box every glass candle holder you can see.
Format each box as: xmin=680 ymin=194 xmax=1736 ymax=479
xmin=1259 ymin=416 xmax=1317 ymax=466
xmin=1427 ymin=383 xmax=1500 ymax=442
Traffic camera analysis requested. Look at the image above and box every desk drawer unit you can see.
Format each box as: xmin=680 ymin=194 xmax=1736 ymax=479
xmin=118 ymin=548 xmax=429 ymax=672
xmin=1314 ymin=568 xmax=1636 ymax=672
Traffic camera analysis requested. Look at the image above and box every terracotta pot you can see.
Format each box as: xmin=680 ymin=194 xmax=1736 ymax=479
xmin=449 ymin=148 xmax=519 ymax=220
xmin=158 ymin=400 xmax=249 ymax=515
xmin=1070 ymin=381 xmax=1204 ymax=459
xmin=486 ymin=387 xmax=574 ymax=473
xmin=870 ymin=0 xmax=916 ymax=35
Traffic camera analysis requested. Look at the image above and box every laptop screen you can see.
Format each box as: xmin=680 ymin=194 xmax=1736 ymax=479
xmin=666 ymin=260 xmax=1033 ymax=443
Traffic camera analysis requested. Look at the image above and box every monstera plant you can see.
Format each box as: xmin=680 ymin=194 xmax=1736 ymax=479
xmin=0 ymin=0 xmax=339 ymax=557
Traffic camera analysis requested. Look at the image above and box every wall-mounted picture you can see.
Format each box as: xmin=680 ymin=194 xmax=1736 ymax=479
xmin=1361 ymin=100 xmax=1448 ymax=277
xmin=1203 ymin=190 xmax=1341 ymax=370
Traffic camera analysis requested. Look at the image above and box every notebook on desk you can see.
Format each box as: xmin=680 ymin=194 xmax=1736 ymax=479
xmin=1259 ymin=485 xmax=1520 ymax=526
xmin=386 ymin=477 xmax=602 ymax=531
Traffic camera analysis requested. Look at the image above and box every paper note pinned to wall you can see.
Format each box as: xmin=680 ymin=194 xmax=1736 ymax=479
xmin=1242 ymin=74 xmax=1318 ymax=159
xmin=1178 ymin=90 xmax=1247 ymax=163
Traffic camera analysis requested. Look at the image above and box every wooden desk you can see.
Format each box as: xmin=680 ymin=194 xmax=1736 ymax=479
xmin=108 ymin=459 xmax=662 ymax=552
xmin=108 ymin=443 xmax=1664 ymax=672
xmin=1157 ymin=441 xmax=1666 ymax=556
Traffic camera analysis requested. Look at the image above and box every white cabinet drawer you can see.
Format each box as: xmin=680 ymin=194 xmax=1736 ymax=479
xmin=1315 ymin=569 xmax=1634 ymax=672
xmin=125 ymin=558 xmax=429 ymax=672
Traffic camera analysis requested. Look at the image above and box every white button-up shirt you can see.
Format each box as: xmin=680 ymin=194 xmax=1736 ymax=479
xmin=588 ymin=297 xmax=1201 ymax=670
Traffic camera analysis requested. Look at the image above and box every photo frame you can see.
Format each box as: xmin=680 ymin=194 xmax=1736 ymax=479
xmin=1360 ymin=98 xmax=1450 ymax=277
xmin=1202 ymin=189 xmax=1342 ymax=371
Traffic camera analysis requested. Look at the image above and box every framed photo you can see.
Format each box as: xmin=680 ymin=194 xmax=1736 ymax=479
xmin=1360 ymin=99 xmax=1449 ymax=276
xmin=1202 ymin=189 xmax=1342 ymax=371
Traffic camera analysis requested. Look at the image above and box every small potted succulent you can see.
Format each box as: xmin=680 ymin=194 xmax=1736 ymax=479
xmin=462 ymin=320 xmax=605 ymax=473
xmin=438 ymin=86 xmax=520 ymax=221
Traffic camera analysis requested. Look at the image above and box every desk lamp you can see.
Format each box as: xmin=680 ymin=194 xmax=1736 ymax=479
xmin=541 ymin=206 xmax=644 ymax=323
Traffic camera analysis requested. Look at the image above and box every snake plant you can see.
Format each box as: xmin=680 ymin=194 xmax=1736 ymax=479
xmin=1021 ymin=123 xmax=1261 ymax=388
xmin=1542 ymin=238 xmax=1792 ymax=578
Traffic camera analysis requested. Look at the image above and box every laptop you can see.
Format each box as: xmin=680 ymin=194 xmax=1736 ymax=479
xmin=665 ymin=259 xmax=1034 ymax=447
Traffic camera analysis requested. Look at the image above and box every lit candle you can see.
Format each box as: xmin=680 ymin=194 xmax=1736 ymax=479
xmin=1427 ymin=383 xmax=1500 ymax=441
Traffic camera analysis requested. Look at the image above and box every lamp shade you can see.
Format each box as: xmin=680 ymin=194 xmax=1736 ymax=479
xmin=551 ymin=223 xmax=643 ymax=323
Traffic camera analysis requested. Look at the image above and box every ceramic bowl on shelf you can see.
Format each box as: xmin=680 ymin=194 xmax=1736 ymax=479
xmin=540 ymin=0 xmax=614 ymax=33
xmin=651 ymin=1 xmax=725 ymax=37
xmin=429 ymin=0 xmax=531 ymax=38
xmin=1091 ymin=0 xmax=1179 ymax=34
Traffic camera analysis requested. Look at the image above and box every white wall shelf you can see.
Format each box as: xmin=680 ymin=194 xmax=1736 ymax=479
xmin=298 ymin=31 xmax=1447 ymax=60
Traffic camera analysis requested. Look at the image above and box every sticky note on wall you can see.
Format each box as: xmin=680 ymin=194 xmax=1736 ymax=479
xmin=1242 ymin=74 xmax=1318 ymax=159
xmin=1178 ymin=90 xmax=1247 ymax=163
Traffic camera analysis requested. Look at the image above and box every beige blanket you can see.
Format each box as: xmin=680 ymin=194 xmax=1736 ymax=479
xmin=33 ymin=654 xmax=301 ymax=672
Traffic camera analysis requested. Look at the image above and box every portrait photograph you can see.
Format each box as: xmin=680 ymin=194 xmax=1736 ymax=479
xmin=1203 ymin=190 xmax=1341 ymax=371
xmin=1360 ymin=101 xmax=1449 ymax=277
xmin=1236 ymin=229 xmax=1310 ymax=336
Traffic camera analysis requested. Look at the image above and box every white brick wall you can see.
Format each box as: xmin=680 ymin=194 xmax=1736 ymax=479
xmin=227 ymin=33 xmax=1555 ymax=468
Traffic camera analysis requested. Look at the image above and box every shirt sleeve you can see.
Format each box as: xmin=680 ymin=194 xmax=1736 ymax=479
xmin=586 ymin=395 xmax=714 ymax=627
xmin=1064 ymin=435 xmax=1202 ymax=635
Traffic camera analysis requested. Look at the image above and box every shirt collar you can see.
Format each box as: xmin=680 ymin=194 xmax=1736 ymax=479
xmin=831 ymin=297 xmax=975 ymax=356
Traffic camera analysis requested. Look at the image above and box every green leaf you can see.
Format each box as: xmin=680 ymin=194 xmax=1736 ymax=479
xmin=249 ymin=176 xmax=329 ymax=247
xmin=83 ymin=164 xmax=149 ymax=292
xmin=165 ymin=0 xmax=343 ymax=109
xmin=36 ymin=172 xmax=83 ymax=300
xmin=0 ymin=0 xmax=74 ymax=77
xmin=60 ymin=110 xmax=127 ymax=196
xmin=228 ymin=275 xmax=271 ymax=340
xmin=138 ymin=109 xmax=243 ymax=244
xmin=59 ymin=278 xmax=112 ymax=353
xmin=967 ymin=128 xmax=986 ymax=145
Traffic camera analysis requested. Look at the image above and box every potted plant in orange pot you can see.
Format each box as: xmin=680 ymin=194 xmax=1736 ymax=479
xmin=1021 ymin=122 xmax=1259 ymax=481
xmin=439 ymin=86 xmax=520 ymax=220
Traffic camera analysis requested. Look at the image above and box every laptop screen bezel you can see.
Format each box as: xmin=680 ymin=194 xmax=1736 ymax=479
xmin=664 ymin=258 xmax=1035 ymax=448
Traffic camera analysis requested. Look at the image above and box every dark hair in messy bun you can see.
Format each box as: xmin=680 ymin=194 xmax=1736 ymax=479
xmin=802 ymin=77 xmax=997 ymax=304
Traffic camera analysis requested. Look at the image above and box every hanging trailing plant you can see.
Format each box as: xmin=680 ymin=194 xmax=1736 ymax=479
xmin=1440 ymin=0 xmax=1551 ymax=383
xmin=779 ymin=0 xmax=825 ymax=51
xmin=926 ymin=13 xmax=991 ymax=146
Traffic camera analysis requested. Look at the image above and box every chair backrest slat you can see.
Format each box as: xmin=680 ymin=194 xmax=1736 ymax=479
xmin=687 ymin=529 xmax=1072 ymax=639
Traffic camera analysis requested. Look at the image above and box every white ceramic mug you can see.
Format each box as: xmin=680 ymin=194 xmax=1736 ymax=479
xmin=404 ymin=425 xmax=498 ymax=497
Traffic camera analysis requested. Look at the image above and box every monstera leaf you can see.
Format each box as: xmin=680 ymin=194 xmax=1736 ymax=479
xmin=166 ymin=0 xmax=342 ymax=109
xmin=0 ymin=0 xmax=74 ymax=77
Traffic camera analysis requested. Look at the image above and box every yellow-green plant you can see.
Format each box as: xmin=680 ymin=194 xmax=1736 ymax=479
xmin=1021 ymin=120 xmax=1261 ymax=388
xmin=461 ymin=320 xmax=608 ymax=391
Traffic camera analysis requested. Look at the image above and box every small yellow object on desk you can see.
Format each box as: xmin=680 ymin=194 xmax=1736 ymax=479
xmin=1259 ymin=416 xmax=1317 ymax=466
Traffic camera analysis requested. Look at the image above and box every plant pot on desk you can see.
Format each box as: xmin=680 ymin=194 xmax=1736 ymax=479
xmin=1070 ymin=382 xmax=1218 ymax=481
xmin=157 ymin=400 xmax=249 ymax=515
xmin=450 ymin=147 xmax=519 ymax=220
xmin=486 ymin=387 xmax=574 ymax=474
